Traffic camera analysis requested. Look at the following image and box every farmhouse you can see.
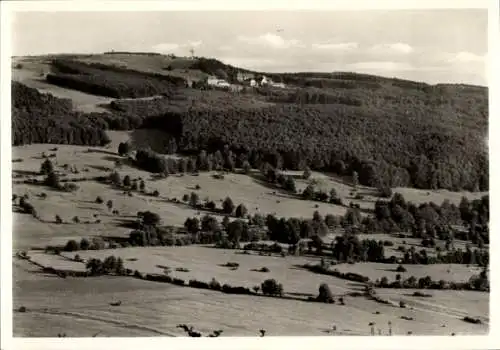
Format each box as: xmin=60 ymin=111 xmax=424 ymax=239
xmin=207 ymin=76 xmax=230 ymax=88
xmin=236 ymin=71 xmax=255 ymax=82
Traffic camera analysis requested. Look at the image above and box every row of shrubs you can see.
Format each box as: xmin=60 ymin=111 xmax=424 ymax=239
xmin=374 ymin=271 xmax=489 ymax=292
xmin=140 ymin=273 xmax=281 ymax=297
xmin=301 ymin=263 xmax=370 ymax=283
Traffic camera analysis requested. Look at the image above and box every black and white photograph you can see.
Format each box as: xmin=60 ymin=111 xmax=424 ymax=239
xmin=1 ymin=0 xmax=498 ymax=349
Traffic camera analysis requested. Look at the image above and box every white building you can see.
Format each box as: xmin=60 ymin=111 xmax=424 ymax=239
xmin=260 ymin=76 xmax=271 ymax=85
xmin=270 ymin=82 xmax=286 ymax=89
xmin=237 ymin=72 xmax=255 ymax=82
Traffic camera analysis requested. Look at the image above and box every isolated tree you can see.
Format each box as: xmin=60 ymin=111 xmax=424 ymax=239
xmin=189 ymin=192 xmax=200 ymax=207
xmin=223 ymin=197 xmax=235 ymax=215
xmin=55 ymin=215 xmax=63 ymax=224
xmin=284 ymin=176 xmax=297 ymax=193
xmin=261 ymin=278 xmax=283 ymax=296
xmin=235 ymin=204 xmax=248 ymax=218
xmin=317 ymin=283 xmax=334 ymax=303
xmin=123 ymin=175 xmax=131 ymax=188
xmin=182 ymin=194 xmax=189 ymax=202
xmin=107 ymin=200 xmax=113 ymax=211
xmin=45 ymin=170 xmax=60 ymax=189
xmin=40 ymin=158 xmax=54 ymax=175
xmin=118 ymin=142 xmax=130 ymax=156
xmin=80 ymin=238 xmax=90 ymax=250
xmin=139 ymin=180 xmax=146 ymax=192
xmin=141 ymin=211 xmax=161 ymax=226
xmin=95 ymin=196 xmax=104 ymax=204
xmin=302 ymin=184 xmax=315 ymax=200
xmin=184 ymin=217 xmax=200 ymax=233
xmin=205 ymin=200 xmax=217 ymax=211
xmin=227 ymin=219 xmax=245 ymax=245
xmin=72 ymin=216 xmax=80 ymax=224
xmin=109 ymin=171 xmax=121 ymax=186
xmin=64 ymin=239 xmax=79 ymax=252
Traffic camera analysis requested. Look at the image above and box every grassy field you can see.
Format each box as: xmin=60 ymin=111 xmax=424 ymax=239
xmin=12 ymin=130 xmax=489 ymax=337
xmin=14 ymin=256 xmax=488 ymax=337
xmin=12 ymin=131 xmax=486 ymax=250
xmin=12 ymin=57 xmax=113 ymax=113
xmin=75 ymin=53 xmax=209 ymax=81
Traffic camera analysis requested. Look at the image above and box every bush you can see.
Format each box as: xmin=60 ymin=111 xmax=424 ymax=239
xmin=258 ymin=267 xmax=270 ymax=272
xmin=317 ymin=283 xmax=335 ymax=303
xmin=383 ymin=240 xmax=394 ymax=247
xmin=189 ymin=279 xmax=210 ymax=289
xmin=396 ymin=264 xmax=407 ymax=272
xmin=134 ymin=270 xmax=143 ymax=278
xmin=224 ymin=262 xmax=239 ymax=268
xmin=95 ymin=196 xmax=104 ymax=204
xmin=261 ymin=278 xmax=284 ymax=297
xmin=412 ymin=291 xmax=433 ymax=297
xmin=64 ymin=240 xmax=79 ymax=252
xmin=176 ymin=267 xmax=190 ymax=272
xmin=18 ymin=306 xmax=27 ymax=313
xmin=172 ymin=278 xmax=185 ymax=286
xmin=463 ymin=316 xmax=482 ymax=324
xmin=209 ymin=278 xmax=222 ymax=291
xmin=222 ymin=197 xmax=235 ymax=215
xmin=235 ymin=204 xmax=248 ymax=218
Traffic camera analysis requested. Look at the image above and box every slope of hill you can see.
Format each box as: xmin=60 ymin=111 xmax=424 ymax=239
xmin=11 ymin=53 xmax=488 ymax=191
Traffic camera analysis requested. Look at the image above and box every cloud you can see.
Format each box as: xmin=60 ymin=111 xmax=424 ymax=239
xmin=348 ymin=61 xmax=414 ymax=72
xmin=188 ymin=40 xmax=202 ymax=48
xmin=152 ymin=42 xmax=180 ymax=52
xmin=152 ymin=40 xmax=203 ymax=53
xmin=371 ymin=43 xmax=414 ymax=54
xmin=311 ymin=42 xmax=358 ymax=51
xmin=237 ymin=33 xmax=303 ymax=49
xmin=448 ymin=51 xmax=485 ymax=63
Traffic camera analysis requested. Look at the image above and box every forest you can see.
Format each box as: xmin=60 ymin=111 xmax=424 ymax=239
xmin=12 ymin=56 xmax=489 ymax=191
xmin=12 ymin=82 xmax=111 ymax=146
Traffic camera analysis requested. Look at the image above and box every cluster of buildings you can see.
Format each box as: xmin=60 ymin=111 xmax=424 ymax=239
xmin=205 ymin=71 xmax=286 ymax=90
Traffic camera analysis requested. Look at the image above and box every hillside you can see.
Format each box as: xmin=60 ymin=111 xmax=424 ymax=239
xmin=11 ymin=53 xmax=488 ymax=191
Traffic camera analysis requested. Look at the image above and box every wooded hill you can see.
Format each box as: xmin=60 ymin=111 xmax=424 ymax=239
xmin=11 ymin=54 xmax=489 ymax=191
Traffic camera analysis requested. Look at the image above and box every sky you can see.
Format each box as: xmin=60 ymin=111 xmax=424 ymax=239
xmin=12 ymin=10 xmax=488 ymax=85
